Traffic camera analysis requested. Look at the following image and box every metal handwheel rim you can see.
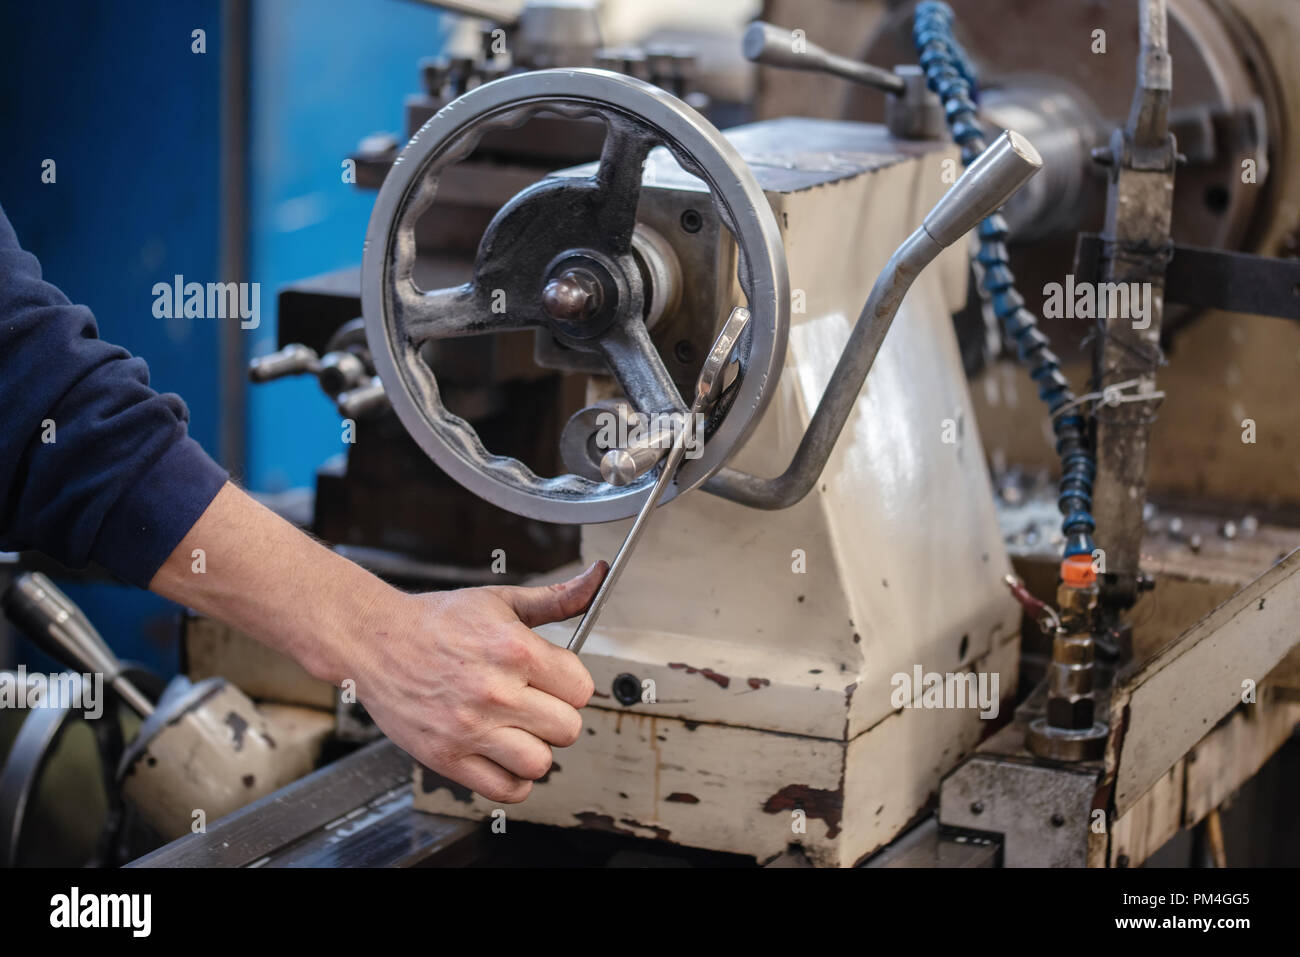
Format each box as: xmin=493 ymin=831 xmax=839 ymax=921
xmin=362 ymin=68 xmax=788 ymax=523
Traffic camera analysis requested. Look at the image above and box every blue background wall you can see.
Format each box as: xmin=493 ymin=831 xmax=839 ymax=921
xmin=0 ymin=0 xmax=447 ymax=674
xmin=0 ymin=1 xmax=225 ymax=450
xmin=246 ymin=0 xmax=448 ymax=492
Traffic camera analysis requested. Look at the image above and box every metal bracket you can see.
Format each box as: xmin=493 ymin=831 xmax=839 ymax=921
xmin=1075 ymin=233 xmax=1300 ymax=322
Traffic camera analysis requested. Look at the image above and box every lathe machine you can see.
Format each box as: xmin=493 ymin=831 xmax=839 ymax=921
xmin=8 ymin=0 xmax=1300 ymax=869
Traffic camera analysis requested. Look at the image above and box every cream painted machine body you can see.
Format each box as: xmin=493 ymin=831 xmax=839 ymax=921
xmin=414 ymin=119 xmax=1021 ymax=867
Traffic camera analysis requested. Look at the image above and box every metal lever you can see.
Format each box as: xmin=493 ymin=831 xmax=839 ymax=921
xmin=742 ymin=21 xmax=905 ymax=95
xmin=706 ymin=130 xmax=1043 ymax=509
xmin=337 ymin=377 xmax=389 ymax=419
xmin=251 ymin=344 xmax=388 ymax=418
xmin=1 ymin=572 xmax=154 ymax=717
xmin=568 ymin=305 xmax=753 ymax=652
xmin=248 ymin=343 xmax=319 ymax=383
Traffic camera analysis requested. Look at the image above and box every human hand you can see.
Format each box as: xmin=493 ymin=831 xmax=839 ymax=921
xmin=348 ymin=562 xmax=607 ymax=803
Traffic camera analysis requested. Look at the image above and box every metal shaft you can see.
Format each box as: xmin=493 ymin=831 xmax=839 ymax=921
xmin=248 ymin=343 xmax=318 ymax=383
xmin=569 ymin=306 xmax=752 ymax=652
xmin=601 ymin=423 xmax=674 ymax=486
xmin=1 ymin=573 xmax=154 ymax=717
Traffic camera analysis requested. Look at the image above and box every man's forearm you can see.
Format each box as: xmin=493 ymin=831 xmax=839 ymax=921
xmin=147 ymin=479 xmax=604 ymax=804
xmin=147 ymin=481 xmax=398 ymax=685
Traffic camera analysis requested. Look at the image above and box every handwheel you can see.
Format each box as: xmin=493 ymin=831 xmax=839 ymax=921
xmin=361 ymin=68 xmax=789 ymax=523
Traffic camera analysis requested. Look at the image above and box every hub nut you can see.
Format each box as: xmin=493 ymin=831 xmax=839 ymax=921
xmin=542 ymin=269 xmax=603 ymax=322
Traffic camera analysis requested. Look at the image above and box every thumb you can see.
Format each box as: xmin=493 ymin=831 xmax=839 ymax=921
xmin=496 ymin=561 xmax=609 ymax=628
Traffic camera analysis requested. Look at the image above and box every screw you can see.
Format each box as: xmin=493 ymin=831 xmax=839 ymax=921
xmin=1050 ymin=813 xmax=1066 ymax=828
xmin=969 ymin=801 xmax=984 ymax=816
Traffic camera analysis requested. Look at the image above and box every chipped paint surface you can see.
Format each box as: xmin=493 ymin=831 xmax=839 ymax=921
xmin=763 ymin=783 xmax=843 ymax=838
xmin=417 ymin=706 xmax=846 ymax=862
xmin=574 ymin=812 xmax=671 ymax=841
xmin=668 ymin=662 xmax=730 ymax=689
xmin=225 ymin=711 xmax=248 ymax=751
xmin=121 ymin=684 xmax=328 ymax=841
xmin=414 ymin=641 xmax=1014 ymax=867
xmin=420 ymin=767 xmax=474 ymax=803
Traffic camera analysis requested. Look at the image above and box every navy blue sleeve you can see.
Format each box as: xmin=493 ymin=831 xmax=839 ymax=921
xmin=0 ymin=204 xmax=229 ymax=588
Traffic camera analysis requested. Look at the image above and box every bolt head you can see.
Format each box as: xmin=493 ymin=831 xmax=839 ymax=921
xmin=542 ymin=269 xmax=602 ymax=321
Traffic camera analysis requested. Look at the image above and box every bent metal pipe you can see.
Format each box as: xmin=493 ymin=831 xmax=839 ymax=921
xmin=705 ymin=129 xmax=1043 ymax=510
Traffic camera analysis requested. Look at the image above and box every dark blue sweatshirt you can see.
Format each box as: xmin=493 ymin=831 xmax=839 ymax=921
xmin=0 ymin=204 xmax=228 ymax=588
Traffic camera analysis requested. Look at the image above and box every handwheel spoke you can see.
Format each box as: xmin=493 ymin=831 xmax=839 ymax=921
xmin=398 ymin=282 xmax=533 ymax=343
xmin=595 ymin=319 xmax=687 ymax=415
xmin=592 ymin=122 xmax=657 ymax=254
